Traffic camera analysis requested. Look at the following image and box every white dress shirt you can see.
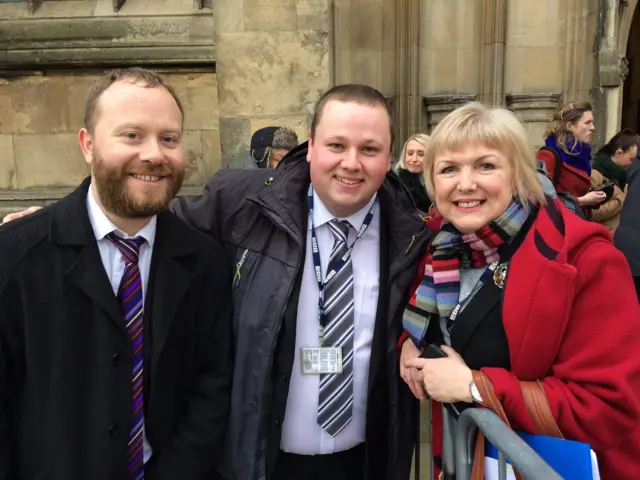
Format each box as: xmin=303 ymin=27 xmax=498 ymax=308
xmin=86 ymin=186 xmax=156 ymax=464
xmin=280 ymin=191 xmax=381 ymax=455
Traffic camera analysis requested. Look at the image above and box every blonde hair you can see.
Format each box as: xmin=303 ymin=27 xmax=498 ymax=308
xmin=395 ymin=133 xmax=430 ymax=171
xmin=544 ymin=101 xmax=593 ymax=154
xmin=423 ymin=102 xmax=546 ymax=208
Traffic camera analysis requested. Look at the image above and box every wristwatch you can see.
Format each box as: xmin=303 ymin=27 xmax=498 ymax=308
xmin=469 ymin=379 xmax=484 ymax=404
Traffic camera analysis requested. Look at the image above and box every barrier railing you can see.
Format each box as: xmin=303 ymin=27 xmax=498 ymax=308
xmin=446 ymin=407 xmax=562 ymax=479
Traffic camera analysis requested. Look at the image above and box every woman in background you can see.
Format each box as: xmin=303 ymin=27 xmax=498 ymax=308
xmin=591 ymin=129 xmax=638 ymax=235
xmin=537 ymin=101 xmax=606 ymax=215
xmin=395 ymin=133 xmax=432 ymax=212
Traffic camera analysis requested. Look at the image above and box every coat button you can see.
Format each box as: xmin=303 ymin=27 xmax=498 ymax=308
xmin=281 ymin=373 xmax=287 ymax=381
xmin=275 ymin=419 xmax=280 ymax=426
xmin=112 ymin=352 xmax=121 ymax=365
xmin=108 ymin=424 xmax=118 ymax=437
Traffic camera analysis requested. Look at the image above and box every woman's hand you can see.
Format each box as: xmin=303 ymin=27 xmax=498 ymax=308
xmin=400 ymin=338 xmax=426 ymax=400
xmin=404 ymin=346 xmax=474 ymax=403
xmin=578 ymin=190 xmax=607 ymax=207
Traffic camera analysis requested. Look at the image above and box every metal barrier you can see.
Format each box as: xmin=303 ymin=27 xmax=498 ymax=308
xmin=450 ymin=407 xmax=563 ymax=480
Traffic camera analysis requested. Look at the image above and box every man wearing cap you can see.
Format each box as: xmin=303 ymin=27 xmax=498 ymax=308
xmin=248 ymin=126 xmax=299 ymax=169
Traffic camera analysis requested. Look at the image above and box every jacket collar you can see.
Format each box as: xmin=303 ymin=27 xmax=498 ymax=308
xmin=49 ymin=176 xmax=198 ymax=258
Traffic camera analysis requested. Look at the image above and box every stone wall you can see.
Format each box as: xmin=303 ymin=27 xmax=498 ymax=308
xmin=213 ymin=0 xmax=331 ymax=168
xmin=0 ymin=71 xmax=220 ymax=215
xmin=419 ymin=0 xmax=599 ymax=149
xmin=0 ymin=0 xmax=218 ymax=216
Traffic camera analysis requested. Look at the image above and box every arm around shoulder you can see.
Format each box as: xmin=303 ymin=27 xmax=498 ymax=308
xmin=170 ymin=173 xmax=225 ymax=241
xmin=482 ymin=238 xmax=640 ymax=452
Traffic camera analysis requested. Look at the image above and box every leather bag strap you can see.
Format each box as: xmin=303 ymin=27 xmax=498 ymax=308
xmin=471 ymin=371 xmax=529 ymax=480
xmin=520 ymin=380 xmax=564 ymax=439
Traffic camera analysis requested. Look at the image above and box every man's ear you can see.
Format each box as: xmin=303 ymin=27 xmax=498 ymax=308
xmin=78 ymin=128 xmax=94 ymax=166
xmin=307 ymin=133 xmax=314 ymax=164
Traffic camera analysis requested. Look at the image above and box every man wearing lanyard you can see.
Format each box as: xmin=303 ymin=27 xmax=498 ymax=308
xmin=2 ymin=84 xmax=433 ymax=479
xmin=171 ymin=83 xmax=432 ymax=480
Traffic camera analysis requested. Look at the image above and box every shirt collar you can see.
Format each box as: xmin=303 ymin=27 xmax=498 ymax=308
xmin=86 ymin=184 xmax=157 ymax=247
xmin=311 ymin=190 xmax=378 ymax=232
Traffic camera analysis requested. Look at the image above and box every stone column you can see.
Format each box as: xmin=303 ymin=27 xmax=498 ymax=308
xmin=213 ymin=0 xmax=331 ymax=168
xmin=419 ymin=0 xmax=481 ymax=132
xmin=478 ymin=0 xmax=507 ymax=106
xmin=595 ymin=0 xmax=638 ymax=145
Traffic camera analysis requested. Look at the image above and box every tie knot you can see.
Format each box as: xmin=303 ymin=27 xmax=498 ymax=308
xmin=106 ymin=232 xmax=145 ymax=264
xmin=329 ymin=219 xmax=351 ymax=244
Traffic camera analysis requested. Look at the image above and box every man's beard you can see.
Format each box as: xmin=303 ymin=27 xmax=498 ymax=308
xmin=92 ymin=151 xmax=184 ymax=219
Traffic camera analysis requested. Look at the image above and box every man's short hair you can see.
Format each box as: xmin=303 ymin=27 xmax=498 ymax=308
xmin=83 ymin=67 xmax=184 ymax=133
xmin=310 ymin=84 xmax=395 ymax=151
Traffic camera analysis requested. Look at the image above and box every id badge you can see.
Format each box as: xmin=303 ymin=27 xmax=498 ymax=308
xmin=301 ymin=347 xmax=343 ymax=374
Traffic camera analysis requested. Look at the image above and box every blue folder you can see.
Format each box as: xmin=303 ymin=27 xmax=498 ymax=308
xmin=486 ymin=432 xmax=596 ymax=480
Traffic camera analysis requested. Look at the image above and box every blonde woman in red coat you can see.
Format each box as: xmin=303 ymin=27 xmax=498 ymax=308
xmin=398 ymin=102 xmax=640 ymax=479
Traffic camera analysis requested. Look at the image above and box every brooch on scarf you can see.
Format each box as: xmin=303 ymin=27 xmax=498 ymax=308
xmin=493 ymin=263 xmax=508 ymax=289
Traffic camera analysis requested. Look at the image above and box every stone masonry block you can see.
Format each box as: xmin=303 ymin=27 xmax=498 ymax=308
xmin=214 ymin=0 xmax=245 ymax=33
xmin=296 ymin=0 xmax=329 ymax=31
xmin=423 ymin=0 xmax=456 ymax=50
xmin=0 ymin=77 xmax=70 ymax=134
xmin=351 ymin=50 xmax=379 ymax=87
xmin=0 ymin=135 xmax=17 ymax=189
xmin=378 ymin=50 xmax=398 ymax=96
xmin=332 ymin=0 xmax=351 ymax=51
xmin=244 ymin=0 xmax=297 ymax=32
xmin=13 ymin=134 xmax=88 ymax=188
xmin=165 ymin=73 xmax=219 ymax=131
xmin=522 ymin=45 xmax=563 ymax=91
xmin=202 ymin=129 xmax=222 ymax=178
xmin=507 ymin=0 xmax=560 ymax=48
xmin=219 ymin=116 xmax=251 ymax=167
xmin=182 ymin=130 xmax=207 ymax=187
xmin=350 ymin=2 xmax=383 ymax=51
xmin=216 ymin=30 xmax=330 ymax=118
xmin=67 ymin=74 xmax=102 ymax=131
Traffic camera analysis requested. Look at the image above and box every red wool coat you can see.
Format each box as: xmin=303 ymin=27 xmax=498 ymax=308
xmin=400 ymin=200 xmax=640 ymax=479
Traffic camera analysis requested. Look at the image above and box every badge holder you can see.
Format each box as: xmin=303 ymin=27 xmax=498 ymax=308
xmin=301 ymin=325 xmax=344 ymax=375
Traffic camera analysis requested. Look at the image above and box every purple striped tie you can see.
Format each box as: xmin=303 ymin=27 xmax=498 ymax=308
xmin=107 ymin=233 xmax=146 ymax=480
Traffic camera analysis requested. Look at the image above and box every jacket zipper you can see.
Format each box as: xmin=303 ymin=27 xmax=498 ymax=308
xmin=232 ymin=248 xmax=250 ymax=289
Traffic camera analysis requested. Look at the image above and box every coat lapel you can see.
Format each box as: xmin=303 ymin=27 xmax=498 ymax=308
xmin=503 ymin=200 xmax=577 ymax=378
xmin=51 ymin=177 xmax=127 ymax=338
xmin=67 ymin=243 xmax=128 ymax=337
xmin=147 ymin=211 xmax=195 ymax=373
xmin=450 ymin=279 xmax=503 ymax=354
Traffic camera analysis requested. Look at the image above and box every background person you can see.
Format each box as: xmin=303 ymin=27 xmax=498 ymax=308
xmin=537 ymin=101 xmax=606 ymax=215
xmin=590 ymin=128 xmax=639 ymax=235
xmin=395 ymin=133 xmax=431 ymax=212
xmin=615 ymin=151 xmax=640 ymax=302
xmin=247 ymin=126 xmax=299 ymax=169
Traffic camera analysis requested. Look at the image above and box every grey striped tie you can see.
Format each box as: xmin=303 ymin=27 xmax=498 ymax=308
xmin=318 ymin=219 xmax=354 ymax=436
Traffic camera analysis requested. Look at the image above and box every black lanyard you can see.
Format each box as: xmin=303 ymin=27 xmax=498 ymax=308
xmin=447 ymin=261 xmax=499 ymax=326
xmin=307 ymin=185 xmax=376 ymax=344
